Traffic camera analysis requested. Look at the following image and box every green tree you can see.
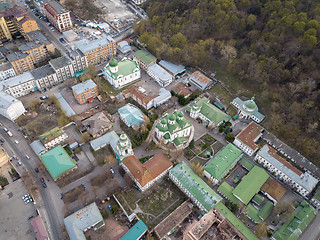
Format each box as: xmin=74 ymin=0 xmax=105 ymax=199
xmin=273 ymin=201 xmax=295 ymax=222
xmin=225 ymin=132 xmax=235 ymax=142
xmin=256 ymin=221 xmax=268 ymax=238
xmin=170 ymin=32 xmax=187 ymax=48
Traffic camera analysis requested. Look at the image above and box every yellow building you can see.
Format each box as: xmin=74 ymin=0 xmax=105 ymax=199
xmin=7 ymin=51 xmax=34 ymax=74
xmin=0 ymin=3 xmax=39 ymax=41
xmin=18 ymin=42 xmax=50 ymax=65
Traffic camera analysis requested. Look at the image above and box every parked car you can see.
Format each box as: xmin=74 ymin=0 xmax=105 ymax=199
xmin=18 ymin=161 xmax=22 ymax=166
xmin=40 ymin=177 xmax=45 ymax=183
xmin=35 ymin=168 xmax=39 ymax=173
xmin=110 ymin=168 xmax=114 ymax=174
xmin=22 ymin=194 xmax=29 ymax=200
xmin=14 ymin=139 xmax=19 ymax=144
xmin=26 ymin=155 xmax=30 ymax=160
xmin=42 ymin=182 xmax=47 ymax=188
xmin=3 ymin=127 xmax=8 ymax=132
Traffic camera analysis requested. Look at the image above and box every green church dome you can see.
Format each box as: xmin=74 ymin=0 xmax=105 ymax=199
xmin=168 ymin=113 xmax=176 ymax=121
xmin=243 ymin=97 xmax=258 ymax=112
xmin=161 ymin=119 xmax=167 ymax=125
xmin=177 ymin=111 xmax=184 ymax=118
xmin=109 ymin=58 xmax=118 ymax=67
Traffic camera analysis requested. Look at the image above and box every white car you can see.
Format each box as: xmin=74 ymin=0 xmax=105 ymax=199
xmin=18 ymin=161 xmax=22 ymax=166
xmin=22 ymin=194 xmax=29 ymax=200
xmin=110 ymin=168 xmax=114 ymax=174
xmin=14 ymin=139 xmax=19 ymax=144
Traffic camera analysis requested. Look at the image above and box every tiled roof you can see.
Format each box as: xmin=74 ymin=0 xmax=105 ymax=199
xmin=236 ymin=121 xmax=264 ymax=151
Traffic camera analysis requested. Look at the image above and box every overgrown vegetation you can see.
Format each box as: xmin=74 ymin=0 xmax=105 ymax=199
xmin=171 ymin=90 xmax=200 ymax=106
xmin=136 ymin=0 xmax=320 ymax=165
xmin=63 ymin=0 xmax=102 ymax=20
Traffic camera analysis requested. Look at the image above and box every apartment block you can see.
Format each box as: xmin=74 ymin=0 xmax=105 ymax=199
xmin=0 ymin=72 xmax=35 ymax=97
xmin=43 ymin=0 xmax=73 ymax=32
xmin=31 ymin=65 xmax=59 ymax=90
xmin=7 ymin=51 xmax=34 ymax=74
xmin=49 ymin=56 xmax=74 ymax=82
xmin=0 ymin=61 xmax=15 ymax=81
xmin=18 ymin=42 xmax=50 ymax=65
xmin=74 ymin=37 xmax=116 ymax=66
xmin=27 ymin=30 xmax=54 ymax=55
xmin=72 ymin=79 xmax=98 ymax=104
xmin=0 ymin=3 xmax=39 ymax=41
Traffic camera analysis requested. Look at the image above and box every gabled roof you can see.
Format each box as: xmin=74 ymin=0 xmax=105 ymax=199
xmin=82 ymin=112 xmax=112 ymax=136
xmin=64 ymin=202 xmax=104 ymax=240
xmin=30 ymin=216 xmax=48 ymax=240
xmin=122 ymin=153 xmax=173 ymax=187
xmin=40 ymin=145 xmax=76 ymax=180
xmin=72 ymin=79 xmax=97 ymax=95
xmin=105 ymin=57 xmax=140 ymax=79
xmin=133 ymin=50 xmax=156 ymax=65
xmin=170 ymin=162 xmax=222 ymax=212
xmin=120 ymin=220 xmax=147 ymax=240
xmin=261 ymin=178 xmax=286 ymax=202
xmin=232 ymin=166 xmax=269 ymax=205
xmin=217 ymin=181 xmax=238 ymax=204
xmin=189 ymin=71 xmax=214 ymax=90
xmin=235 ymin=121 xmax=264 ymax=151
xmin=204 ymin=143 xmax=243 ymax=181
xmin=118 ymin=103 xmax=144 ymax=127
xmin=159 ymin=60 xmax=185 ymax=76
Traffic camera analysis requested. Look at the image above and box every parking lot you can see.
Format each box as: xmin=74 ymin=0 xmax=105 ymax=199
xmin=0 ymin=179 xmax=36 ymax=240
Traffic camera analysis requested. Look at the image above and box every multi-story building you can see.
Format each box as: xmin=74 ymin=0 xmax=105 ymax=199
xmin=0 ymin=62 xmax=15 ymax=81
xmin=49 ymin=56 xmax=74 ymax=81
xmin=39 ymin=127 xmax=68 ymax=149
xmin=255 ymin=145 xmax=318 ymax=197
xmin=27 ymin=30 xmax=54 ymax=55
xmin=31 ymin=65 xmax=59 ymax=90
xmin=7 ymin=51 xmax=34 ymax=74
xmin=0 ymin=71 xmax=35 ymax=97
xmin=133 ymin=49 xmax=156 ymax=70
xmin=43 ymin=0 xmax=73 ymax=32
xmin=231 ymin=97 xmax=265 ymax=123
xmin=147 ymin=63 xmax=172 ymax=87
xmin=169 ymin=161 xmax=222 ymax=212
xmin=155 ymin=110 xmax=193 ymax=148
xmin=0 ymin=3 xmax=39 ymax=41
xmin=233 ymin=121 xmax=264 ymax=156
xmin=74 ymin=37 xmax=116 ymax=66
xmin=104 ymin=57 xmax=140 ymax=89
xmin=0 ymin=91 xmax=25 ymax=121
xmin=188 ymin=71 xmax=214 ymax=91
xmin=67 ymin=49 xmax=88 ymax=73
xmin=72 ymin=79 xmax=98 ymax=104
xmin=121 ymin=153 xmax=173 ymax=191
xmin=18 ymin=41 xmax=50 ymax=65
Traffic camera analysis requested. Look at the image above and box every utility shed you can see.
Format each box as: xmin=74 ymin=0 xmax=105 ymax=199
xmin=232 ymin=166 xmax=269 ymax=205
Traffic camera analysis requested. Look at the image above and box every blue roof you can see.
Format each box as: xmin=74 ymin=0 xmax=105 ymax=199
xmin=118 ymin=103 xmax=144 ymax=128
xmin=159 ymin=60 xmax=185 ymax=76
xmin=55 ymin=93 xmax=75 ymax=117
xmin=120 ymin=220 xmax=148 ymax=240
xmin=71 ymin=79 xmax=97 ymax=95
xmin=30 ymin=140 xmax=46 ymax=155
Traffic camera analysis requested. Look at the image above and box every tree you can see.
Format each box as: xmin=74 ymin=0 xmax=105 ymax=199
xmin=189 ymin=139 xmax=195 ymax=148
xmin=190 ymin=162 xmax=204 ymax=177
xmin=225 ymin=132 xmax=235 ymax=142
xmin=273 ymin=201 xmax=295 ymax=222
xmin=230 ymin=203 xmax=238 ymax=213
xmin=28 ymin=99 xmax=41 ymax=111
xmin=256 ymin=221 xmax=268 ymax=238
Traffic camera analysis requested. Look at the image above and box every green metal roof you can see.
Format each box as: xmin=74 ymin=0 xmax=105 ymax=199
xmin=40 ymin=145 xmax=77 ymax=180
xmin=232 ymin=166 xmax=269 ymax=205
xmin=105 ymin=58 xmax=140 ymax=80
xmin=204 ymin=143 xmax=243 ymax=181
xmin=173 ymin=137 xmax=187 ymax=146
xmin=133 ymin=50 xmax=156 ymax=66
xmin=156 ymin=110 xmax=191 ymax=134
xmin=311 ymin=186 xmax=320 ymax=202
xmin=0 ymin=2 xmax=13 ymax=11
xmin=170 ymin=162 xmax=222 ymax=212
xmin=215 ymin=202 xmax=259 ymax=240
xmin=252 ymin=194 xmax=264 ymax=205
xmin=193 ymin=97 xmax=230 ymax=125
xmin=246 ymin=204 xmax=262 ymax=223
xmin=258 ymin=200 xmax=273 ymax=220
xmin=120 ymin=220 xmax=148 ymax=240
xmin=272 ymin=201 xmax=316 ymax=240
xmin=217 ymin=181 xmax=239 ymax=204
xmin=239 ymin=157 xmax=255 ymax=171
xmin=39 ymin=127 xmax=63 ymax=144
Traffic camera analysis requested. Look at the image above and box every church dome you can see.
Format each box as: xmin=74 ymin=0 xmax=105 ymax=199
xmin=243 ymin=97 xmax=258 ymax=113
xmin=109 ymin=58 xmax=118 ymax=67
xmin=168 ymin=113 xmax=176 ymax=122
xmin=119 ymin=133 xmax=127 ymax=142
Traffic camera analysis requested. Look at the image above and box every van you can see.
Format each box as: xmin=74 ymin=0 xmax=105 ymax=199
xmin=26 ymin=155 xmax=30 ymax=160
xmin=7 ymin=131 xmax=13 ymax=137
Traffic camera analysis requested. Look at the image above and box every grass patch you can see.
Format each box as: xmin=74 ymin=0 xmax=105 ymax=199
xmin=62 ymin=185 xmax=85 ymax=203
xmin=209 ymin=83 xmax=234 ymax=107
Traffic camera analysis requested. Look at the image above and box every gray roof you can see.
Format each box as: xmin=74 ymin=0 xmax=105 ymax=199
xmin=31 ymin=65 xmax=55 ymax=79
xmin=7 ymin=51 xmax=29 ymax=62
xmin=257 ymin=145 xmax=318 ymax=193
xmin=54 ymin=93 xmax=75 ymax=117
xmin=153 ymin=88 xmax=171 ymax=106
xmin=0 ymin=72 xmax=34 ymax=90
xmin=90 ymin=131 xmax=119 ymax=152
xmin=49 ymin=56 xmax=71 ymax=70
xmin=0 ymin=91 xmax=21 ymax=109
xmin=159 ymin=60 xmax=185 ymax=76
xmin=0 ymin=62 xmax=13 ymax=72
xmin=147 ymin=63 xmax=172 ymax=83
xmin=64 ymin=202 xmax=104 ymax=240
xmin=74 ymin=37 xmax=114 ymax=54
xmin=19 ymin=42 xmax=42 ymax=52
xmin=71 ymin=79 xmax=97 ymax=95
xmin=30 ymin=140 xmax=46 ymax=155
xmin=27 ymin=30 xmax=51 ymax=45
xmin=44 ymin=0 xmax=69 ymax=14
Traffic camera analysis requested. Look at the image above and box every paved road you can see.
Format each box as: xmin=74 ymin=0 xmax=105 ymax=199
xmin=299 ymin=211 xmax=320 ymax=240
xmin=0 ymin=116 xmax=62 ymax=240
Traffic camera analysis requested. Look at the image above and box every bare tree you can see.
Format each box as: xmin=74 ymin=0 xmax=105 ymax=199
xmin=273 ymin=201 xmax=295 ymax=222
xmin=190 ymin=162 xmax=204 ymax=177
xmin=255 ymin=221 xmax=268 ymax=238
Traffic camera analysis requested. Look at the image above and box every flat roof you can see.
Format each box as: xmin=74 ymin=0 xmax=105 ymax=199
xmin=120 ymin=220 xmax=147 ymax=240
xmin=75 ymin=37 xmax=114 ymax=54
xmin=235 ymin=121 xmax=264 ymax=151
xmin=204 ymin=143 xmax=243 ymax=181
xmin=49 ymin=56 xmax=71 ymax=70
xmin=0 ymin=62 xmax=13 ymax=71
xmin=40 ymin=145 xmax=76 ymax=180
xmin=147 ymin=63 xmax=172 ymax=82
xmin=7 ymin=51 xmax=29 ymax=62
xmin=159 ymin=60 xmax=185 ymax=76
xmin=72 ymin=79 xmax=97 ymax=95
xmin=27 ymin=30 xmax=51 ymax=45
xmin=44 ymin=0 xmax=68 ymax=15
xmin=31 ymin=65 xmax=55 ymax=79
xmin=0 ymin=72 xmax=34 ymax=90
xmin=133 ymin=50 xmax=156 ymax=65
xmin=232 ymin=166 xmax=269 ymax=205
xmin=170 ymin=161 xmax=222 ymax=212
xmin=257 ymin=145 xmax=318 ymax=192
xmin=261 ymin=178 xmax=286 ymax=202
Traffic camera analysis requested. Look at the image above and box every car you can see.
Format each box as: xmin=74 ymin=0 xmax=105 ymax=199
xmin=35 ymin=168 xmax=39 ymax=173
xmin=14 ymin=139 xmax=19 ymax=144
xmin=28 ymin=216 xmax=34 ymax=220
xmin=25 ymin=199 xmax=32 ymax=204
xmin=22 ymin=194 xmax=29 ymax=200
xmin=18 ymin=161 xmax=22 ymax=166
xmin=3 ymin=127 xmax=8 ymax=132
xmin=59 ymin=38 xmax=65 ymax=43
xmin=42 ymin=182 xmax=47 ymax=188
xmin=40 ymin=177 xmax=45 ymax=183
xmin=110 ymin=168 xmax=114 ymax=174
xmin=26 ymin=155 xmax=30 ymax=160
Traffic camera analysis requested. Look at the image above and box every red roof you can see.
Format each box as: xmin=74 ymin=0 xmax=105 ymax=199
xmin=236 ymin=122 xmax=264 ymax=151
xmin=30 ymin=216 xmax=48 ymax=240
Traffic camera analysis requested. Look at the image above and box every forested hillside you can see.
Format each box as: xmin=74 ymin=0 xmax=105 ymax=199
xmin=134 ymin=0 xmax=320 ymax=165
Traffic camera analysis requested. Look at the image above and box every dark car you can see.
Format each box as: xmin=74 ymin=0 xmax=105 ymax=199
xmin=42 ymin=182 xmax=47 ymax=188
xmin=59 ymin=38 xmax=65 ymax=43
xmin=40 ymin=177 xmax=45 ymax=183
xmin=34 ymin=168 xmax=39 ymax=173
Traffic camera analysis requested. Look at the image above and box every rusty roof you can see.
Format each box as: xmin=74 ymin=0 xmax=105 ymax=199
xmin=122 ymin=153 xmax=172 ymax=187
xmin=236 ymin=122 xmax=264 ymax=151
xmin=261 ymin=178 xmax=286 ymax=202
xmin=191 ymin=71 xmax=212 ymax=85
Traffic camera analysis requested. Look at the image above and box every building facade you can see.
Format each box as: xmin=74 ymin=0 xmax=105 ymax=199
xmin=43 ymin=0 xmax=73 ymax=32
xmin=0 ymin=72 xmax=35 ymax=97
xmin=255 ymin=145 xmax=318 ymax=197
xmin=7 ymin=51 xmax=34 ymax=75
xmin=104 ymin=58 xmax=140 ymax=89
xmin=0 ymin=62 xmax=15 ymax=81
xmin=133 ymin=49 xmax=156 ymax=70
xmin=49 ymin=56 xmax=74 ymax=82
xmin=231 ymin=97 xmax=265 ymax=123
xmin=147 ymin=63 xmax=172 ymax=87
xmin=233 ymin=121 xmax=264 ymax=156
xmin=0 ymin=91 xmax=25 ymax=120
xmin=72 ymin=79 xmax=98 ymax=104
xmin=39 ymin=127 xmax=68 ymax=149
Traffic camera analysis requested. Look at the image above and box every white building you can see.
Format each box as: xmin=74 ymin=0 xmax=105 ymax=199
xmin=39 ymin=127 xmax=68 ymax=149
xmin=0 ymin=91 xmax=25 ymax=121
xmin=49 ymin=56 xmax=74 ymax=82
xmin=104 ymin=58 xmax=140 ymax=89
xmin=0 ymin=62 xmax=16 ymax=81
xmin=117 ymin=40 xmax=131 ymax=55
xmin=147 ymin=63 xmax=173 ymax=87
xmin=132 ymin=0 xmax=146 ymax=5
xmin=116 ymin=134 xmax=134 ymax=160
xmin=233 ymin=121 xmax=264 ymax=156
xmin=31 ymin=65 xmax=59 ymax=91
xmin=231 ymin=97 xmax=265 ymax=123
xmin=0 ymin=72 xmax=36 ymax=97
xmin=255 ymin=145 xmax=318 ymax=197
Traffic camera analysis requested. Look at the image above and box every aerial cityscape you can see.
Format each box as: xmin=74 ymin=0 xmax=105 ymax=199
xmin=0 ymin=0 xmax=319 ymax=240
